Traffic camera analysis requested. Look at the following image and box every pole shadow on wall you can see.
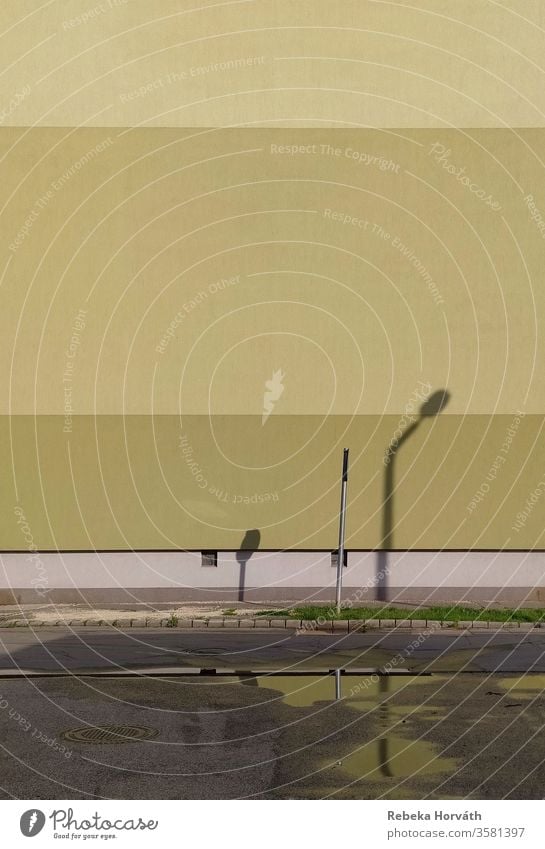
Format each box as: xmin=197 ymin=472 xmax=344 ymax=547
xmin=236 ymin=529 xmax=261 ymax=602
xmin=376 ymin=389 xmax=450 ymax=602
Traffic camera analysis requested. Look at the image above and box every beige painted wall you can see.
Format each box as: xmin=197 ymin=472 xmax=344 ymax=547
xmin=1 ymin=1 xmax=545 ymax=127
xmin=2 ymin=413 xmax=544 ymax=550
xmin=1 ymin=4 xmax=544 ymax=554
xmin=1 ymin=128 xmax=544 ymax=416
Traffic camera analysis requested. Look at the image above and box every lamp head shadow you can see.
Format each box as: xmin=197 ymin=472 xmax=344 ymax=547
xmin=239 ymin=528 xmax=261 ymax=551
xmin=418 ymin=389 xmax=450 ymax=417
xmin=236 ymin=528 xmax=261 ymax=565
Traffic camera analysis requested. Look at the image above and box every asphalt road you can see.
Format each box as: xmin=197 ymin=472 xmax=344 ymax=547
xmin=0 ymin=630 xmax=544 ymax=800
xmin=1 ymin=628 xmax=545 ymax=673
xmin=0 ymin=671 xmax=544 ymax=799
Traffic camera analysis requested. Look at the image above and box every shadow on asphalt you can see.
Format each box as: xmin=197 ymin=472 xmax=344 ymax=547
xmin=0 ymin=666 xmax=544 ymax=800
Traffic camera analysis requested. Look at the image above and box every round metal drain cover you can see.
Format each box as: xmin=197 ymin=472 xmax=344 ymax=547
xmin=61 ymin=725 xmax=159 ymax=745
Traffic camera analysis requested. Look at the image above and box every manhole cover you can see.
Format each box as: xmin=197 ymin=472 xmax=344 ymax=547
xmin=61 ymin=725 xmax=159 ymax=745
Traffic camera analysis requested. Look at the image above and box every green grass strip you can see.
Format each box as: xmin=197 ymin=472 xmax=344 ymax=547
xmin=255 ymin=605 xmax=545 ymax=622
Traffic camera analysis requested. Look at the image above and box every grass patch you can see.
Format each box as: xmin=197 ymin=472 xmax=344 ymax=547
xmin=222 ymin=609 xmax=236 ymax=616
xmin=164 ymin=614 xmax=179 ymax=628
xmin=255 ymin=606 xmax=545 ymax=623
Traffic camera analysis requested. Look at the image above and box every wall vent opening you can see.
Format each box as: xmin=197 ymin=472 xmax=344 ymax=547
xmin=331 ymin=550 xmax=348 ymax=568
xmin=201 ymin=550 xmax=218 ymax=567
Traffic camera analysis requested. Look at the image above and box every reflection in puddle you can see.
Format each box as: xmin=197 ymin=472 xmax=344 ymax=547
xmin=254 ymin=671 xmax=446 ymax=709
xmin=498 ymin=675 xmax=545 ymax=699
xmin=332 ymin=734 xmax=455 ymax=781
xmin=254 ymin=672 xmax=456 ymax=782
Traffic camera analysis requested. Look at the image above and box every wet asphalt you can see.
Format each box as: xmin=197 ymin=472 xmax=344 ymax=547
xmin=1 ymin=628 xmax=545 ymax=673
xmin=0 ymin=630 xmax=544 ymax=799
xmin=0 ymin=672 xmax=544 ymax=799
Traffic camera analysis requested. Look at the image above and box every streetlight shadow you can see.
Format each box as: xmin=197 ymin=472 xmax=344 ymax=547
xmin=376 ymin=389 xmax=450 ymax=602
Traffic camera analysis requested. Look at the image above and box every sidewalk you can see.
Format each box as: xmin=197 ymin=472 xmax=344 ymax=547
xmin=0 ymin=602 xmax=259 ymax=628
xmin=0 ymin=602 xmax=540 ymax=631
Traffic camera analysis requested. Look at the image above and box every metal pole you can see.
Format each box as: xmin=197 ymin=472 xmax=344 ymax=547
xmin=334 ymin=668 xmax=342 ymax=701
xmin=335 ymin=448 xmax=349 ymax=615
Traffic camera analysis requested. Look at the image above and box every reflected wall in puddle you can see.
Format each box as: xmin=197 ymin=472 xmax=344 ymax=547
xmin=254 ymin=673 xmax=456 ymax=782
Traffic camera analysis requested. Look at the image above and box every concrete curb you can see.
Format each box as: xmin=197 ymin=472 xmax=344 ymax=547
xmin=0 ymin=618 xmax=541 ymax=631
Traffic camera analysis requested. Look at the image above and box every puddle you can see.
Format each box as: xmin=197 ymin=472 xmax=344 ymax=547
xmin=497 ymin=675 xmax=545 ymax=699
xmin=1 ymin=671 xmax=542 ymax=799
xmin=328 ymin=734 xmax=456 ymax=781
xmin=253 ymin=672 xmax=456 ymax=782
xmin=255 ymin=671 xmax=446 ymax=708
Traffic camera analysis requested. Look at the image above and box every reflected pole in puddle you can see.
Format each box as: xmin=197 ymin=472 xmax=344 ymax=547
xmin=334 ymin=668 xmax=342 ymax=701
xmin=378 ymin=675 xmax=394 ymax=777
